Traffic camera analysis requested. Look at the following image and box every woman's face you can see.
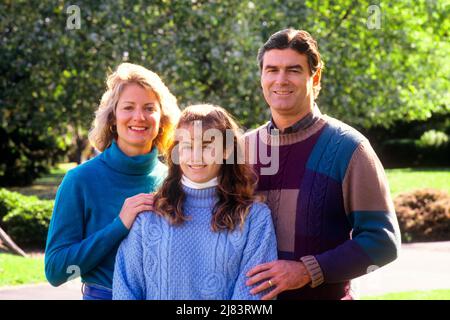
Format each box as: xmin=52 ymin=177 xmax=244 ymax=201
xmin=177 ymin=124 xmax=222 ymax=183
xmin=115 ymin=83 xmax=161 ymax=156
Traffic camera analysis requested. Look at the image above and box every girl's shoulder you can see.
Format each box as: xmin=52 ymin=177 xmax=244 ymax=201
xmin=246 ymin=201 xmax=273 ymax=223
xmin=128 ymin=211 xmax=170 ymax=244
xmin=250 ymin=200 xmax=271 ymax=212
xmin=234 ymin=201 xmax=275 ymax=243
xmin=134 ymin=211 xmax=165 ymax=229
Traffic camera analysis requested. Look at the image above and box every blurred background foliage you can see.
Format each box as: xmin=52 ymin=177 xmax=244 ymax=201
xmin=1 ymin=0 xmax=449 ymax=186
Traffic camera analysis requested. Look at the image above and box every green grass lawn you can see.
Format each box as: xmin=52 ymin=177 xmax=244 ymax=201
xmin=362 ymin=289 xmax=450 ymax=300
xmin=386 ymin=168 xmax=450 ymax=196
xmin=0 ymin=253 xmax=46 ymax=286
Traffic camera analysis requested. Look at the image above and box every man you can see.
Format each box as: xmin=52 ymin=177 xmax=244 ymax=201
xmin=245 ymin=29 xmax=401 ymax=300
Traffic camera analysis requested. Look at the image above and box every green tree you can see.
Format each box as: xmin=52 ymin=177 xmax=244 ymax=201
xmin=1 ymin=0 xmax=448 ymax=186
xmin=302 ymin=0 xmax=450 ymax=128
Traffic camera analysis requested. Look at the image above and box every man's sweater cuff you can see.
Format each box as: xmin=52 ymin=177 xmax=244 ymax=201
xmin=300 ymin=255 xmax=324 ymax=288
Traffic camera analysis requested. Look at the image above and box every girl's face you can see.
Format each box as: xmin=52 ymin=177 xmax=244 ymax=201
xmin=115 ymin=83 xmax=161 ymax=156
xmin=177 ymin=124 xmax=222 ymax=183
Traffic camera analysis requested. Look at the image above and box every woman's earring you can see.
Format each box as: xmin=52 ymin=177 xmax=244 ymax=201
xmin=110 ymin=125 xmax=117 ymax=133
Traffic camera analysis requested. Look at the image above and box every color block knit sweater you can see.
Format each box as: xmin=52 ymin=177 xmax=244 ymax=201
xmin=113 ymin=186 xmax=278 ymax=300
xmin=45 ymin=141 xmax=167 ymax=289
xmin=245 ymin=113 xmax=401 ymax=300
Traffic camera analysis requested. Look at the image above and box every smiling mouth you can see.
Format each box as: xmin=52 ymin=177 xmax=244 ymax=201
xmin=273 ymin=90 xmax=293 ymax=95
xmin=188 ymin=164 xmax=207 ymax=169
xmin=129 ymin=126 xmax=149 ymax=132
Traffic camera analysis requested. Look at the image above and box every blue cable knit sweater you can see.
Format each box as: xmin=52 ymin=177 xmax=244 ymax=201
xmin=113 ymin=186 xmax=278 ymax=300
xmin=45 ymin=141 xmax=167 ymax=288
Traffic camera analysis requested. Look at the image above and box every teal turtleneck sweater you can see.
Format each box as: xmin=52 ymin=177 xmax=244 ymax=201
xmin=45 ymin=141 xmax=167 ymax=288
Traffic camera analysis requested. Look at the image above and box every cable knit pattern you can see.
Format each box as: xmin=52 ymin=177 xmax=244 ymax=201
xmin=113 ymin=186 xmax=278 ymax=300
xmin=308 ymin=125 xmax=345 ymax=254
xmin=245 ymin=112 xmax=401 ymax=300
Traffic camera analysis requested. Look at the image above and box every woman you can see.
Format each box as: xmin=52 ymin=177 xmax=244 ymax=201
xmin=113 ymin=104 xmax=277 ymax=300
xmin=45 ymin=63 xmax=180 ymax=300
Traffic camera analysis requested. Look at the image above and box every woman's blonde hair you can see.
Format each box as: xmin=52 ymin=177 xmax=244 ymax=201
xmin=88 ymin=63 xmax=180 ymax=154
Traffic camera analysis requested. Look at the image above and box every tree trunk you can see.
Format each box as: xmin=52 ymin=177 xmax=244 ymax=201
xmin=74 ymin=135 xmax=86 ymax=164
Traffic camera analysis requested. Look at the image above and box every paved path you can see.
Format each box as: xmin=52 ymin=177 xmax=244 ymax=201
xmin=0 ymin=279 xmax=82 ymax=300
xmin=1 ymin=242 xmax=449 ymax=299
xmin=355 ymin=241 xmax=450 ymax=298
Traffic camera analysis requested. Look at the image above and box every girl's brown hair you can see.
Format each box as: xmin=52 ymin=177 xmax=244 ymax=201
xmin=154 ymin=104 xmax=259 ymax=232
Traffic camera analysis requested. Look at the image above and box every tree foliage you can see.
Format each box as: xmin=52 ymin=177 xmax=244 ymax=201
xmin=1 ymin=0 xmax=448 ymax=185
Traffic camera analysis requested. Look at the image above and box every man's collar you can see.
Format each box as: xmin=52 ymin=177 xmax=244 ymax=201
xmin=268 ymin=103 xmax=322 ymax=134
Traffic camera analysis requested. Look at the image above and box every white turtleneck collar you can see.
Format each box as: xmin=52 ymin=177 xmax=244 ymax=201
xmin=181 ymin=175 xmax=219 ymax=189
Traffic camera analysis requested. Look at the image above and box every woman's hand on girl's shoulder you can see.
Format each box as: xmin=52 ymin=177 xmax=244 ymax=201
xmin=119 ymin=193 xmax=155 ymax=229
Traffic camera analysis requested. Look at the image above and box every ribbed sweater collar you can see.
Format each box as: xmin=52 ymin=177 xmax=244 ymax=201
xmin=100 ymin=140 xmax=159 ymax=175
xmin=261 ymin=113 xmax=329 ymax=146
xmin=268 ymin=102 xmax=321 ymax=134
xmin=182 ymin=185 xmax=218 ymax=208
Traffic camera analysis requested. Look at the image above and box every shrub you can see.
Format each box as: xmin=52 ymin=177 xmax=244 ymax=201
xmin=0 ymin=188 xmax=53 ymax=248
xmin=0 ymin=188 xmax=28 ymax=220
xmin=416 ymin=130 xmax=449 ymax=148
xmin=394 ymin=189 xmax=450 ymax=243
xmin=380 ymin=139 xmax=418 ymax=167
xmin=0 ymin=127 xmax=66 ymax=187
xmin=380 ymin=136 xmax=450 ymax=168
xmin=414 ymin=130 xmax=450 ymax=167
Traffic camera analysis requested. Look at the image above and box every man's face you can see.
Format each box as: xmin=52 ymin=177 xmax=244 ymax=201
xmin=261 ymin=48 xmax=316 ymax=120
